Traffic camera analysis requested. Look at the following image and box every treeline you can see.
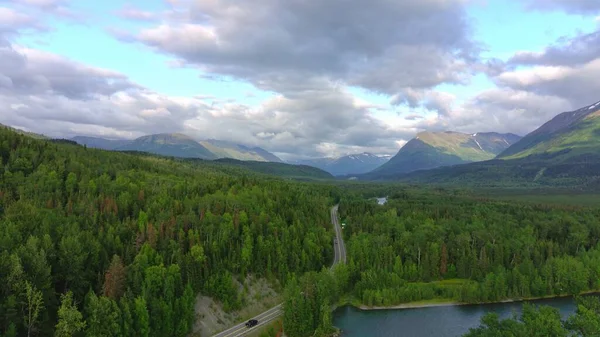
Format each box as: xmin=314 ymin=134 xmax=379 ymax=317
xmin=338 ymin=192 xmax=600 ymax=306
xmin=464 ymin=296 xmax=600 ymax=336
xmin=0 ymin=128 xmax=337 ymax=336
xmin=283 ymin=264 xmax=351 ymax=337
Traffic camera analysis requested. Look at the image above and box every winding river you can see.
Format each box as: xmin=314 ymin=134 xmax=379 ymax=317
xmin=333 ymin=296 xmax=579 ymax=337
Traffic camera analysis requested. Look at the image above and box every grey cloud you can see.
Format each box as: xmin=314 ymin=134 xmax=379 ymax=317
xmin=3 ymin=0 xmax=84 ymax=23
xmin=391 ymin=88 xmax=455 ymax=116
xmin=415 ymin=89 xmax=572 ymax=137
xmin=132 ymin=0 xmax=478 ymax=96
xmin=496 ymin=58 xmax=600 ymax=109
xmin=525 ymin=0 xmax=600 ymax=14
xmin=0 ymin=38 xmax=205 ymax=137
xmin=509 ymin=30 xmax=600 ymax=67
xmin=0 ymin=36 xmax=414 ymax=158
xmin=0 ymin=45 xmax=140 ymax=99
xmin=116 ymin=4 xmax=157 ymax=21
xmin=200 ymin=86 xmax=414 ymax=157
xmin=0 ymin=6 xmax=47 ymax=33
xmin=404 ymin=114 xmax=424 ymax=121
xmin=114 ymin=0 xmax=482 ymax=157
xmin=451 ymin=28 xmax=600 ymax=139
xmin=5 ymin=0 xmax=65 ymax=9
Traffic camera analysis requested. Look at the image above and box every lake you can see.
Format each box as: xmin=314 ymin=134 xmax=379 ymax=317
xmin=333 ymin=297 xmax=579 ymax=337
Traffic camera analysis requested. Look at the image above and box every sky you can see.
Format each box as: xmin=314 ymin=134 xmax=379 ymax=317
xmin=0 ymin=0 xmax=599 ymax=160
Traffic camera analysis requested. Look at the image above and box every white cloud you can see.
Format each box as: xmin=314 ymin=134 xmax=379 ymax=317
xmin=2 ymin=0 xmax=600 ymax=161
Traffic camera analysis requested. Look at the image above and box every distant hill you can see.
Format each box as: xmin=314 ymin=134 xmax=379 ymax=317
xmin=200 ymin=158 xmax=334 ymax=180
xmin=293 ymin=152 xmax=390 ymax=176
xmin=116 ymin=133 xmax=217 ymax=160
xmin=71 ymin=136 xmax=131 ymax=150
xmin=71 ymin=135 xmax=282 ymax=162
xmin=393 ymin=100 xmax=600 ymax=189
xmin=369 ymin=131 xmax=521 ymax=178
xmin=0 ymin=124 xmax=48 ymax=139
xmin=199 ymin=139 xmax=282 ymax=162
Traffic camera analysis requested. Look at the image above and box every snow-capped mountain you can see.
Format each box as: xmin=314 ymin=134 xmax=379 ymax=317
xmin=292 ymin=152 xmax=391 ymax=176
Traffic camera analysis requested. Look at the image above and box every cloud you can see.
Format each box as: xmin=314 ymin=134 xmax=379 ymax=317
xmin=404 ymin=114 xmax=424 ymax=121
xmin=508 ymin=31 xmax=600 ymax=67
xmin=432 ymin=28 xmax=600 ymax=138
xmin=495 ymin=29 xmax=600 ymax=108
xmin=129 ymin=0 xmax=478 ymax=97
xmin=525 ymin=0 xmax=600 ymax=14
xmin=107 ymin=0 xmax=481 ymax=157
xmin=0 ymin=37 xmax=414 ymax=158
xmin=0 ymin=6 xmax=46 ymax=33
xmin=116 ymin=4 xmax=157 ymax=22
xmin=4 ymin=0 xmax=83 ymax=22
xmin=7 ymin=0 xmax=599 ymax=160
xmin=391 ymin=89 xmax=456 ymax=116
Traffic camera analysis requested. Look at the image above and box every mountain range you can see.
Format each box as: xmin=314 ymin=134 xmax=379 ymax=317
xmin=293 ymin=152 xmax=391 ymax=176
xmin=71 ymin=134 xmax=282 ymax=162
xmin=368 ymin=131 xmax=521 ymax=178
xmin=391 ymin=100 xmax=600 ymax=188
xmin=7 ymin=96 xmax=600 ymax=189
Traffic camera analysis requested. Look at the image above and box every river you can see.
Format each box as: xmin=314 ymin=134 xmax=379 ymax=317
xmin=333 ymin=297 xmax=579 ymax=337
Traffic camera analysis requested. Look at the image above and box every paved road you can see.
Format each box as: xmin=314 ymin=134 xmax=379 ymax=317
xmin=331 ymin=204 xmax=346 ymax=265
xmin=211 ymin=205 xmax=345 ymax=337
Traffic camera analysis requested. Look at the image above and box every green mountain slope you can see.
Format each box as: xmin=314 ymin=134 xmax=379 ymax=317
xmin=71 ymin=136 xmax=131 ymax=150
xmin=199 ymin=139 xmax=282 ymax=162
xmin=116 ymin=133 xmax=217 ymax=159
xmin=499 ymin=101 xmax=600 ymax=159
xmin=370 ymin=131 xmax=520 ymax=178
xmin=394 ymin=101 xmax=600 ymax=189
xmin=209 ymin=158 xmax=333 ymax=180
xmin=0 ymin=123 xmax=48 ymax=139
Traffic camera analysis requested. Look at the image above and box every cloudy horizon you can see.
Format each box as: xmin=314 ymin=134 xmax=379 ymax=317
xmin=1 ymin=0 xmax=599 ymax=160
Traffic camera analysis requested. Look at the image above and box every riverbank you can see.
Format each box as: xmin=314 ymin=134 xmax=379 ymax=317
xmin=342 ymin=290 xmax=600 ymax=312
xmin=333 ymin=295 xmax=591 ymax=337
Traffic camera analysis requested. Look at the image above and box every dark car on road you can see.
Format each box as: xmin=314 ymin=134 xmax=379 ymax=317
xmin=245 ymin=319 xmax=258 ymax=328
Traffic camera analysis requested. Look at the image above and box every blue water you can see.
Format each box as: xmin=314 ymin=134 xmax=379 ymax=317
xmin=333 ymin=297 xmax=578 ymax=337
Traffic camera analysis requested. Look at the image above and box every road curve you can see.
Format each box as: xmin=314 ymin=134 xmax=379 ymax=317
xmin=211 ymin=205 xmax=345 ymax=337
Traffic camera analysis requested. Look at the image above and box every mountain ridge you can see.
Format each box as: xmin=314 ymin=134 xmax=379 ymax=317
xmin=115 ymin=133 xmax=217 ymax=159
xmin=390 ymin=100 xmax=600 ymax=188
xmin=369 ymin=131 xmax=521 ymax=178
xmin=292 ymin=152 xmax=390 ymax=176
xmin=70 ymin=133 xmax=282 ymax=162
xmin=498 ymin=100 xmax=600 ymax=159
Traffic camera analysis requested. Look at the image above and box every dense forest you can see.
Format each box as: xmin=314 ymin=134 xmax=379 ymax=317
xmin=0 ymin=128 xmax=337 ymax=336
xmin=5 ymin=126 xmax=600 ymax=337
xmin=337 ymin=192 xmax=600 ymax=307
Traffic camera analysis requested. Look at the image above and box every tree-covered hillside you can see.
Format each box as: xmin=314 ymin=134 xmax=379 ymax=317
xmin=0 ymin=128 xmax=336 ymax=337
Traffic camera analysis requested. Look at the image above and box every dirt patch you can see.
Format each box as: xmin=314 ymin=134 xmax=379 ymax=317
xmin=190 ymin=275 xmax=281 ymax=337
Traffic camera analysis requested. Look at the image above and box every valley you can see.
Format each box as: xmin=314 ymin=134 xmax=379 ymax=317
xmin=2 ymin=109 xmax=600 ymax=337
xmin=2 ymin=1 xmax=600 ymax=336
